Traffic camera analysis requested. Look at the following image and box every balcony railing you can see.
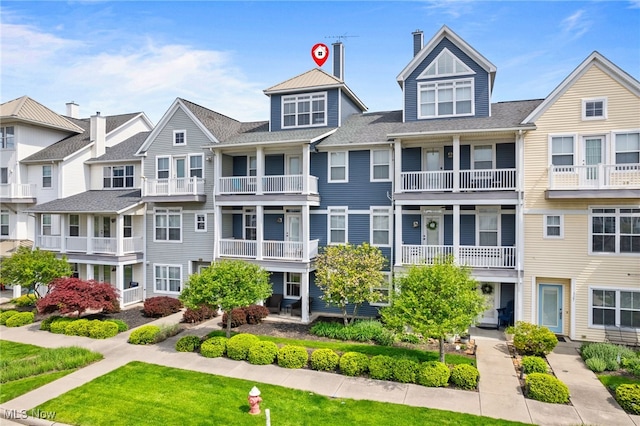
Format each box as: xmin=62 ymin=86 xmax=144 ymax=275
xmin=144 ymin=177 xmax=205 ymax=196
xmin=401 ymin=244 xmax=516 ymax=269
xmin=549 ymin=164 xmax=640 ymax=190
xmin=38 ymin=236 xmax=143 ymax=255
xmin=218 ymin=175 xmax=318 ymax=195
xmin=400 ymin=169 xmax=516 ymax=192
xmin=219 ymin=239 xmax=319 ymax=261
xmin=0 ymin=183 xmax=36 ymax=199
xmin=122 ymin=286 xmax=143 ymax=306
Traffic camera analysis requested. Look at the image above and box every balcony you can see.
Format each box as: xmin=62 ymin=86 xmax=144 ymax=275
xmin=0 ymin=183 xmax=36 ymax=203
xmin=400 ymin=169 xmax=516 ymax=192
xmin=218 ymin=175 xmax=319 ymax=195
xmin=401 ymin=244 xmax=516 ymax=269
xmin=548 ymin=164 xmax=640 ymax=197
xmin=143 ymin=177 xmax=205 ymax=202
xmin=218 ymin=239 xmax=319 ymax=262
xmin=36 ymin=236 xmax=143 ymax=255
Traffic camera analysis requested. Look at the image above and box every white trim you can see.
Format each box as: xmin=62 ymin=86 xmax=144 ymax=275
xmin=370 ymin=206 xmax=392 ymax=247
xmin=472 ymin=144 xmax=494 ymax=170
xmin=370 ymin=271 xmax=392 ymax=307
xmin=548 ymin=133 xmax=577 ymax=167
xmin=328 ymin=151 xmax=348 ymax=183
xmin=476 ymin=210 xmax=500 ymax=247
xmin=327 ymin=206 xmax=348 ymax=245
xmin=370 ymin=149 xmax=391 ymax=182
xmin=195 ymin=213 xmax=207 ymax=233
xmin=153 ymin=208 xmax=182 ymax=243
xmin=543 ymin=214 xmax=564 ymax=239
xmin=613 ymin=130 xmax=640 ymax=164
xmin=588 ymin=206 xmax=640 ymax=256
xmin=417 ymin=47 xmax=475 ymax=79
xmin=588 ymin=285 xmax=640 ymax=330
xmin=153 ymin=263 xmax=182 ymax=295
xmin=173 ymin=129 xmax=187 ymax=146
xmin=417 ymin=78 xmax=474 ymax=119
xmin=281 ymin=91 xmax=327 ymax=129
xmin=188 ymin=153 xmax=205 ymax=178
xmin=156 ymin=155 xmax=170 ymax=179
xmin=582 ymin=97 xmax=607 ymax=121
xmin=283 ymin=271 xmax=302 ymax=300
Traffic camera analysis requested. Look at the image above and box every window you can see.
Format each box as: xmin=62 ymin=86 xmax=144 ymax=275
xmin=328 ymin=208 xmax=347 ymax=244
xmin=478 ymin=213 xmax=498 ymax=246
xmin=71 ymin=263 xmax=79 ymax=278
xmin=195 ymin=214 xmax=206 ymax=232
xmin=418 ymin=79 xmax=473 ymax=118
xmin=123 ymin=215 xmax=132 ymax=238
xmin=42 ymin=165 xmax=52 ymax=188
xmin=282 ymin=92 xmax=326 ymax=128
xmin=248 ymin=156 xmax=257 ymax=176
xmin=550 ymin=136 xmax=575 ymax=166
xmin=244 ymin=210 xmax=256 ymax=240
xmin=157 ymin=157 xmax=170 ymax=179
xmin=370 ymin=272 xmax=392 ymax=307
xmin=420 ymin=48 xmax=474 ymax=77
xmin=473 ymin=145 xmax=493 ymax=170
xmin=189 ymin=155 xmax=203 ymax=178
xmin=582 ymin=98 xmax=607 ymax=120
xmin=544 ymin=215 xmax=563 ymax=238
xmin=591 ymin=288 xmax=640 ymax=329
xmin=0 ymin=167 xmax=7 ymax=184
xmin=284 ymin=272 xmax=301 ymax=299
xmin=42 ymin=214 xmax=52 ymax=235
xmin=154 ymin=264 xmax=182 ymax=294
xmin=69 ymin=214 xmax=79 ymax=237
xmin=328 ymin=151 xmax=348 ymax=182
xmin=0 ymin=126 xmax=14 ymax=149
xmin=615 ymin=132 xmax=640 ymax=165
xmin=591 ymin=208 xmax=640 ymax=254
xmin=124 ymin=265 xmax=134 ymax=287
xmin=103 ymin=165 xmax=134 ymax=188
xmin=154 ymin=209 xmax=181 ymax=242
xmin=0 ymin=210 xmax=8 ymax=236
xmin=371 ymin=150 xmax=390 ymax=181
xmin=173 ymin=130 xmax=186 ymax=145
xmin=371 ymin=208 xmax=391 ymax=246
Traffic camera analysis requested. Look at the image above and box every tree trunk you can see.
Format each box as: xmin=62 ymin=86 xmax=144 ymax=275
xmin=349 ymin=304 xmax=361 ymax=326
xmin=439 ymin=336 xmax=445 ymax=363
xmin=226 ymin=313 xmax=232 ymax=338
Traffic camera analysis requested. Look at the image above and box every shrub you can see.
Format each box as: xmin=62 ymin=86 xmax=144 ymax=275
xmin=143 ymin=296 xmax=183 ymax=318
xmin=417 ymin=361 xmax=450 ymax=387
xmin=310 ymin=321 xmax=343 ymax=339
xmin=368 ymin=355 xmax=395 ymax=380
xmin=615 ymin=384 xmax=640 ymax=415
xmin=526 ymin=373 xmax=569 ymax=404
xmin=154 ymin=324 xmax=182 ymax=343
xmin=64 ymin=319 xmax=91 ymax=336
xmin=128 ymin=325 xmax=161 ymax=344
xmin=580 ymin=342 xmax=636 ymax=370
xmin=88 ymin=320 xmax=118 ymax=339
xmin=339 ymin=352 xmax=369 ymax=376
xmin=37 ymin=278 xmax=119 ymax=316
xmin=221 ymin=308 xmax=248 ymax=328
xmin=40 ymin=315 xmax=61 ymax=331
xmin=106 ymin=319 xmax=129 ymax=332
xmin=400 ymin=333 xmax=422 ymax=344
xmin=393 ymin=358 xmax=420 ymax=384
xmin=49 ymin=317 xmax=73 ymax=334
xmin=450 ymin=364 xmax=480 ymax=390
xmin=244 ymin=305 xmax=270 ymax=325
xmin=182 ymin=304 xmax=218 ymax=324
xmin=585 ymin=357 xmax=607 ymax=373
xmin=0 ymin=310 xmax=19 ymax=325
xmin=226 ymin=333 xmax=260 ymax=360
xmin=277 ymin=345 xmax=309 ymax=369
xmin=248 ymin=341 xmax=279 ymax=365
xmin=310 ymin=348 xmax=340 ymax=372
xmin=512 ymin=321 xmax=558 ymax=356
xmin=200 ymin=337 xmax=227 ymax=358
xmin=622 ymin=357 xmax=640 ymax=378
xmin=176 ymin=335 xmax=202 ymax=352
xmin=521 ymin=356 xmax=548 ymax=374
xmin=373 ymin=329 xmax=397 ymax=346
xmin=5 ymin=311 xmax=34 ymax=327
xmin=12 ymin=294 xmax=37 ymax=307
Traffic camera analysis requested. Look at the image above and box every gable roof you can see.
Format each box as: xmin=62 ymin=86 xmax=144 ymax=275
xmin=0 ymin=96 xmax=84 ymax=133
xmin=396 ymin=25 xmax=497 ymax=89
xmin=26 ymin=189 xmax=142 ymax=214
xmin=87 ymin=131 xmax=151 ymax=163
xmin=523 ymin=51 xmax=640 ymax=124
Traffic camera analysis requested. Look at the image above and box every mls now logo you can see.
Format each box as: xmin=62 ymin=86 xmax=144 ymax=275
xmin=4 ymin=408 xmax=56 ymax=420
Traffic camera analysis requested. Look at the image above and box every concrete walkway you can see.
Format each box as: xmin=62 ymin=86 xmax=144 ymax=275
xmin=0 ymin=317 xmax=638 ymax=426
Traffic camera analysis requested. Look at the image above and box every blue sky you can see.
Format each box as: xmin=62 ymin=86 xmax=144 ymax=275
xmin=2 ymin=1 xmax=639 ymax=124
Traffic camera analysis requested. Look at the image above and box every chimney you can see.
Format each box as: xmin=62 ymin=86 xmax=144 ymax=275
xmin=332 ymin=42 xmax=344 ymax=81
xmin=66 ymin=102 xmax=79 ymax=118
xmin=90 ymin=112 xmax=106 ymax=158
xmin=412 ymin=30 xmax=423 ymax=57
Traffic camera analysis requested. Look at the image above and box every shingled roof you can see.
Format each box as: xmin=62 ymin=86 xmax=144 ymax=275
xmin=0 ymin=96 xmax=84 ymax=133
xmin=27 ymin=189 xmax=142 ymax=214
xmin=88 ymin=131 xmax=150 ymax=162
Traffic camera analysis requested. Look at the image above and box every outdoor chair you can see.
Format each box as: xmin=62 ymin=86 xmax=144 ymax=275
xmin=496 ymin=300 xmax=514 ymax=329
xmin=266 ymin=294 xmax=283 ymax=314
xmin=291 ymin=297 xmax=313 ymax=317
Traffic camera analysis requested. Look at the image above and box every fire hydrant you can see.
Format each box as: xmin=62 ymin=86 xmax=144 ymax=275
xmin=248 ymin=386 xmax=262 ymax=415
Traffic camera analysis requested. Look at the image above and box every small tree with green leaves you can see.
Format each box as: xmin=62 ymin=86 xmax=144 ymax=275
xmin=179 ymin=260 xmax=271 ymax=338
xmin=382 ymin=256 xmax=486 ymax=363
xmin=315 ymin=243 xmax=387 ymax=326
xmin=0 ymin=247 xmax=72 ymax=298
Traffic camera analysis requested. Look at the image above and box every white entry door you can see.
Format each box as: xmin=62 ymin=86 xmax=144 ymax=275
xmin=478 ymin=282 xmax=499 ymax=325
xmin=583 ymin=137 xmax=604 ymax=184
xmin=285 ymin=213 xmax=302 ymax=258
xmin=422 ymin=214 xmax=442 ymax=246
xmin=423 ymin=149 xmax=443 ymax=190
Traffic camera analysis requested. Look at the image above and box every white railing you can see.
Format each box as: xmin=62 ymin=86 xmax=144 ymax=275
xmin=308 ymin=239 xmax=319 ymax=259
xmin=65 ymin=236 xmax=87 ymax=252
xmin=42 ymin=236 xmax=143 ymax=254
xmin=37 ymin=235 xmax=61 ymax=250
xmin=92 ymin=237 xmax=118 ymax=254
xmin=459 ymin=169 xmax=516 ymax=190
xmin=549 ymin=164 xmax=640 ymax=190
xmin=144 ymin=177 xmax=205 ymax=196
xmin=122 ymin=286 xmax=143 ymax=306
xmin=401 ymin=171 xmax=454 ymax=192
xmin=123 ymin=237 xmax=144 ymax=253
xmin=263 ymin=175 xmax=303 ymax=193
xmin=218 ymin=177 xmax=257 ymax=194
xmin=218 ymin=175 xmax=318 ymax=195
xmin=219 ymin=239 xmax=257 ymax=258
xmin=0 ymin=183 xmax=36 ymax=198
xmin=219 ymin=239 xmax=319 ymax=261
xmin=263 ymin=240 xmax=304 ymax=259
xmin=401 ymin=245 xmax=454 ymax=264
xmin=401 ymin=244 xmax=516 ymax=269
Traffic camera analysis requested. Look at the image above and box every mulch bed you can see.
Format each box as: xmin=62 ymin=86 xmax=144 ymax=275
xmin=83 ymin=307 xmax=158 ymax=330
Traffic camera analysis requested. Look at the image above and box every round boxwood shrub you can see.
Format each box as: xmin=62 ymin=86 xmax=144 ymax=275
xmin=5 ymin=311 xmax=34 ymax=327
xmin=525 ymin=373 xmax=570 ymax=404
xmin=200 ymin=336 xmax=227 ymax=358
xmin=615 ymin=384 xmax=640 ymax=415
xmin=128 ymin=325 xmax=161 ymax=345
xmin=0 ymin=310 xmax=19 ymax=325
xmin=368 ymin=355 xmax=395 ymax=380
xmin=339 ymin=352 xmax=369 ymax=376
xmin=88 ymin=320 xmax=118 ymax=339
xmin=417 ymin=361 xmax=450 ymax=387
xmin=226 ymin=333 xmax=260 ymax=360
xmin=106 ymin=319 xmax=129 ymax=332
xmin=12 ymin=294 xmax=37 ymax=307
xmin=40 ymin=315 xmax=61 ymax=331
xmin=248 ymin=341 xmax=278 ymax=365
xmin=49 ymin=317 xmax=73 ymax=334
xmin=393 ymin=358 xmax=420 ymax=384
xmin=176 ymin=335 xmax=202 ymax=352
xmin=450 ymin=364 xmax=480 ymax=390
xmin=310 ymin=348 xmax=340 ymax=372
xmin=277 ymin=345 xmax=309 ymax=369
xmin=585 ymin=357 xmax=607 ymax=373
xmin=521 ymin=356 xmax=548 ymax=374
xmin=64 ymin=319 xmax=91 ymax=336
xmin=512 ymin=322 xmax=558 ymax=356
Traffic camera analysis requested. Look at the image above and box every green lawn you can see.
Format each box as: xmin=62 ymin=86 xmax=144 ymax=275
xmin=598 ymin=374 xmax=640 ymax=390
xmin=0 ymin=340 xmax=103 ymax=403
xmin=35 ymin=362 xmax=529 ymax=426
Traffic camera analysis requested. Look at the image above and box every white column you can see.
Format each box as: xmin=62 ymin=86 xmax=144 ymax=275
xmin=256 ymin=205 xmax=263 ymax=259
xmin=302 ymin=144 xmax=310 ymax=194
xmin=86 ymin=216 xmax=94 ymax=254
xmin=394 ymin=204 xmax=402 ymax=266
xmin=214 ymin=205 xmax=222 ymax=260
xmin=453 ymin=204 xmax=460 ymax=262
xmin=116 ymin=215 xmax=124 ymax=256
xmin=256 ymin=147 xmax=264 ymax=195
xmin=394 ymin=139 xmax=402 ymax=192
xmin=114 ymin=264 xmax=124 ymax=309
xmin=301 ymin=271 xmax=310 ymax=324
xmin=59 ymin=214 xmax=67 ymax=253
xmin=453 ymin=135 xmax=460 ymax=192
xmin=214 ymin=150 xmax=222 ymax=196
xmin=86 ymin=264 xmax=94 ymax=280
xmin=302 ymin=204 xmax=310 ymax=261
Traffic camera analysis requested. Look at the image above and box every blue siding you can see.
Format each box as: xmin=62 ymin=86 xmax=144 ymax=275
xmin=496 ymin=143 xmax=516 ymax=169
xmin=269 ymin=88 xmax=341 ymax=131
xmin=348 ymin=214 xmax=369 ymax=245
xmin=264 ymin=214 xmax=284 ymax=240
xmin=402 ymin=214 xmax=421 ymax=244
xmin=270 ymin=272 xmax=284 ymax=298
xmin=460 ymin=145 xmax=471 ymax=170
xmin=444 ymin=215 xmax=453 ymax=245
xmin=327 ymin=90 xmax=339 ymax=128
xmin=233 ymin=156 xmax=247 ymax=176
xmin=340 ymin=90 xmax=364 ymax=124
xmin=265 ymin=154 xmax=284 ymax=175
xmin=402 ymin=147 xmax=421 ymax=172
xmin=444 ymin=146 xmax=453 ymax=170
xmin=309 ymin=272 xmax=381 ymax=318
xmin=460 ymin=215 xmax=476 ymax=245
xmin=501 ymin=214 xmax=516 ymax=246
xmin=310 ymin=212 xmax=327 ymax=247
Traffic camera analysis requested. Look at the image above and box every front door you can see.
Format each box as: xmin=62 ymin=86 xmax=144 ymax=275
xmin=583 ymin=137 xmax=604 ymax=184
xmin=286 ymin=154 xmax=302 ymax=175
xmin=422 ymin=214 xmax=442 ymax=246
xmin=479 ymin=282 xmax=499 ymax=325
xmin=539 ymin=284 xmax=563 ymax=334
xmin=285 ymin=213 xmax=302 ymax=258
xmin=94 ymin=216 xmax=111 ymax=238
xmin=423 ymin=149 xmax=442 ymax=190
xmin=174 ymin=157 xmax=186 ymax=191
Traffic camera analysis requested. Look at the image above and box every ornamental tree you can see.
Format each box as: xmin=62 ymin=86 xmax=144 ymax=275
xmin=0 ymin=247 xmax=72 ymax=298
xmin=315 ymin=243 xmax=387 ymax=326
xmin=381 ymin=256 xmax=486 ymax=363
xmin=36 ymin=277 xmax=120 ymax=317
xmin=179 ymin=259 xmax=271 ymax=338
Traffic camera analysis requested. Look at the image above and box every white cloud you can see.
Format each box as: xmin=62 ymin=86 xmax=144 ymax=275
xmin=422 ymin=0 xmax=476 ymax=19
xmin=561 ymin=9 xmax=591 ymax=41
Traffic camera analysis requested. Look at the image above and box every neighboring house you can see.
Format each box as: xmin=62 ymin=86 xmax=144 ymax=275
xmin=521 ymin=52 xmax=640 ymax=341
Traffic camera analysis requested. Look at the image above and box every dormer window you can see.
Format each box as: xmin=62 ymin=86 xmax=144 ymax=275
xmin=582 ymin=98 xmax=607 ymax=120
xmin=282 ymin=92 xmax=326 ymax=128
xmin=421 ymin=48 xmax=474 ymax=78
xmin=419 ymin=79 xmax=474 ymax=118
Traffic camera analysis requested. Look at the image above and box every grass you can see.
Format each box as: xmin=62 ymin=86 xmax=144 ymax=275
xmin=207 ymin=330 xmax=474 ymax=365
xmin=35 ymin=361 xmax=528 ymax=426
xmin=0 ymin=340 xmax=103 ymax=403
xmin=598 ymin=374 xmax=640 ymax=390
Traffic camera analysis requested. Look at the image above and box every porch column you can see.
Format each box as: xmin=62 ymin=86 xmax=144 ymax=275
xmin=394 ymin=204 xmax=402 ymax=266
xmin=302 ymin=205 xmax=310 ymax=261
xmin=256 ymin=205 xmax=263 ymax=260
xmin=453 ymin=204 xmax=460 ymax=262
xmin=302 ymin=144 xmax=310 ymax=194
xmin=301 ymin=271 xmax=310 ymax=324
xmin=394 ymin=139 xmax=402 ymax=193
xmin=59 ymin=214 xmax=67 ymax=253
xmin=86 ymin=216 xmax=94 ymax=254
xmin=116 ymin=215 xmax=124 ymax=256
xmin=214 ymin=149 xmax=222 ymax=196
xmin=114 ymin=264 xmax=124 ymax=309
xmin=452 ymin=135 xmax=460 ymax=192
xmin=86 ymin=263 xmax=94 ymax=280
xmin=214 ymin=205 xmax=222 ymax=260
xmin=256 ymin=146 xmax=264 ymax=195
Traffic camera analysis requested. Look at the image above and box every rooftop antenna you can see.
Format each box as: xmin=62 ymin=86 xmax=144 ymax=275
xmin=324 ymin=33 xmax=359 ymax=43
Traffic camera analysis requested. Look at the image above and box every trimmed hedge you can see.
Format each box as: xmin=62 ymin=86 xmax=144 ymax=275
xmin=310 ymin=348 xmax=340 ymax=372
xmin=248 ymin=341 xmax=279 ymax=365
xmin=176 ymin=335 xmax=202 ymax=352
xmin=143 ymin=296 xmax=183 ymax=318
xmin=393 ymin=358 xmax=420 ymax=384
xmin=244 ymin=305 xmax=270 ymax=325
xmin=525 ymin=373 xmax=570 ymax=404
xmin=368 ymin=355 xmax=395 ymax=380
xmin=65 ymin=319 xmax=91 ymax=336
xmin=521 ymin=356 xmax=548 ymax=374
xmin=417 ymin=361 xmax=450 ymax=387
xmin=0 ymin=310 xmax=19 ymax=325
xmin=106 ymin=319 xmax=129 ymax=332
xmin=128 ymin=325 xmax=161 ymax=345
xmin=339 ymin=352 xmax=369 ymax=376
xmin=12 ymin=294 xmax=37 ymax=307
xmin=50 ymin=317 xmax=74 ymax=334
xmin=5 ymin=311 xmax=35 ymax=327
xmin=277 ymin=345 xmax=308 ymax=369
xmin=40 ymin=315 xmax=62 ymax=331
xmin=88 ymin=320 xmax=119 ymax=339
xmin=615 ymin=384 xmax=640 ymax=415
xmin=200 ymin=336 xmax=227 ymax=358
xmin=512 ymin=322 xmax=558 ymax=356
xmin=226 ymin=333 xmax=260 ymax=360
xmin=450 ymin=364 xmax=480 ymax=390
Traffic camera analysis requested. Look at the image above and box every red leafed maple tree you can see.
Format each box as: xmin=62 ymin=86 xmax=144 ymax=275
xmin=36 ymin=277 xmax=120 ymax=317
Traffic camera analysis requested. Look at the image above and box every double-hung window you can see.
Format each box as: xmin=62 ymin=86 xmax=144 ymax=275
xmin=419 ymin=79 xmax=473 ymax=118
xmin=282 ymin=92 xmax=326 ymax=128
xmin=42 ymin=165 xmax=52 ymax=188
xmin=123 ymin=215 xmax=132 ymax=238
xmin=544 ymin=215 xmax=563 ymax=238
xmin=154 ymin=209 xmax=181 ymax=242
xmin=478 ymin=213 xmax=499 ymax=246
xmin=244 ymin=209 xmax=256 ymax=240
xmin=103 ymin=165 xmax=134 ymax=188
xmin=154 ymin=264 xmax=182 ymax=294
xmin=615 ymin=132 xmax=640 ymax=165
xmin=328 ymin=208 xmax=347 ymax=244
xmin=189 ymin=155 xmax=203 ymax=178
xmin=157 ymin=157 xmax=170 ymax=179
xmin=591 ymin=288 xmax=640 ymax=329
xmin=0 ymin=167 xmax=7 ymax=184
xmin=550 ymin=136 xmax=575 ymax=167
xmin=284 ymin=272 xmax=301 ymax=299
xmin=473 ymin=145 xmax=493 ymax=170
xmin=371 ymin=208 xmax=391 ymax=246
xmin=0 ymin=126 xmax=14 ymax=149
xmin=328 ymin=151 xmax=348 ymax=182
xmin=591 ymin=208 xmax=640 ymax=254
xmin=69 ymin=214 xmax=80 ymax=237
xmin=42 ymin=214 xmax=52 ymax=235
xmin=582 ymin=98 xmax=606 ymax=120
xmin=370 ymin=272 xmax=392 ymax=307
xmin=0 ymin=210 xmax=8 ymax=236
xmin=371 ymin=150 xmax=390 ymax=181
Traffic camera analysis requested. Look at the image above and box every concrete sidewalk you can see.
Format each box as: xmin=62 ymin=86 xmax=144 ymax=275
xmin=1 ymin=318 xmax=639 ymax=426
